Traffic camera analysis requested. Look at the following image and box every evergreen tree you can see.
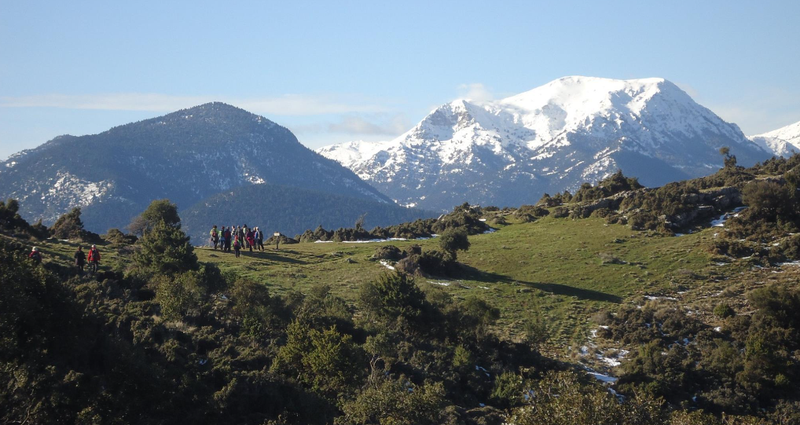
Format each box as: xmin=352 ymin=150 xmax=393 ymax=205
xmin=50 ymin=207 xmax=85 ymax=239
xmin=129 ymin=199 xmax=182 ymax=236
xmin=133 ymin=221 xmax=198 ymax=275
xmin=132 ymin=200 xmax=197 ymax=275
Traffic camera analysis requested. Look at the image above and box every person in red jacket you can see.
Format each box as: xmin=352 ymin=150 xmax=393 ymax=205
xmin=29 ymin=246 xmax=42 ymax=264
xmin=246 ymin=228 xmax=255 ymax=253
xmin=88 ymin=244 xmax=101 ymax=274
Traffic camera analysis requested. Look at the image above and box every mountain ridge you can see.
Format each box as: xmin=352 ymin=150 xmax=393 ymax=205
xmin=0 ymin=102 xmax=400 ymax=234
xmin=318 ymin=76 xmax=769 ymax=210
xmin=749 ymin=119 xmax=800 ymax=157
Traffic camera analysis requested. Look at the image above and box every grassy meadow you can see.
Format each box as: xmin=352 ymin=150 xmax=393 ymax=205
xmin=18 ymin=212 xmax=763 ymax=358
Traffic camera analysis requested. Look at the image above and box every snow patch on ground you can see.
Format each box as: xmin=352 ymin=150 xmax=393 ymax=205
xmin=644 ymin=295 xmax=678 ymax=301
xmin=711 ymin=206 xmax=747 ymax=227
xmin=587 ymin=370 xmax=618 ymax=384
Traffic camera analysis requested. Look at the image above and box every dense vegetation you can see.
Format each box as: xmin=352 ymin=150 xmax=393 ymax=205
xmin=3 ymin=153 xmax=800 ymax=424
xmin=295 ymin=202 xmax=488 ymax=243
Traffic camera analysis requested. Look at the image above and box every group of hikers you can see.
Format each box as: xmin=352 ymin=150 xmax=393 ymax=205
xmin=28 ymin=244 xmax=101 ymax=275
xmin=209 ymin=225 xmax=265 ymax=258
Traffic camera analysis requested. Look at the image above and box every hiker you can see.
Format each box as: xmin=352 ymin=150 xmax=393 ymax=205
xmin=224 ymin=226 xmax=232 ymax=252
xmin=246 ymin=228 xmax=255 ymax=252
xmin=233 ymin=234 xmax=241 ymax=258
xmin=29 ymin=246 xmax=42 ymax=263
xmin=88 ymin=244 xmax=100 ymax=273
xmin=255 ymin=227 xmax=264 ymax=251
xmin=74 ymin=246 xmax=86 ymax=274
xmin=239 ymin=226 xmax=247 ymax=249
xmin=210 ymin=225 xmax=219 ymax=250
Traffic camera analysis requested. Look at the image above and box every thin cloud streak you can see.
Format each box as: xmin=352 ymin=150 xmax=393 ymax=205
xmin=0 ymin=93 xmax=391 ymax=116
xmin=457 ymin=83 xmax=494 ymax=102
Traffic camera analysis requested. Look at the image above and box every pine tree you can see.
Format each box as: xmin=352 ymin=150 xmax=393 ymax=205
xmin=132 ymin=200 xmax=197 ymax=275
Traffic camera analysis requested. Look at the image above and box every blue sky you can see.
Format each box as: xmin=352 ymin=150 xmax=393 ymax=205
xmin=1 ymin=0 xmax=799 ymax=160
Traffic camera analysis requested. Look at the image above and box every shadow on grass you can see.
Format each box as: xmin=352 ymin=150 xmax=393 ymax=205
xmin=458 ymin=264 xmax=621 ymax=303
xmin=209 ymin=248 xmax=308 ymax=264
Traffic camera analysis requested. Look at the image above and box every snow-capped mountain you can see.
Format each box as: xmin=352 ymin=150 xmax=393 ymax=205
xmin=749 ymin=120 xmax=800 ymax=157
xmin=318 ymin=76 xmax=770 ymax=211
xmin=0 ymin=103 xmax=394 ymax=233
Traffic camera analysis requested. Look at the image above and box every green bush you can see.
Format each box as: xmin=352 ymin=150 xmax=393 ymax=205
xmin=713 ymin=303 xmax=735 ymax=319
xmin=336 ymin=377 xmax=450 ymax=425
xmin=154 ymin=271 xmax=204 ymax=321
xmin=50 ymin=207 xmax=85 ymax=240
xmin=438 ymin=227 xmax=470 ymax=255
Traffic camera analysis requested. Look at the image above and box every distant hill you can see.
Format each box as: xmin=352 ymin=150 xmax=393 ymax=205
xmin=180 ymin=183 xmax=438 ymax=244
xmin=318 ymin=76 xmax=771 ymax=211
xmin=0 ymin=102 xmax=395 ymax=233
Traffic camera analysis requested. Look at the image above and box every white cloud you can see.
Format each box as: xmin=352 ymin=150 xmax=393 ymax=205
xmin=457 ymin=83 xmax=494 ymax=102
xmin=0 ymin=93 xmax=389 ymax=116
xmin=674 ymin=81 xmax=699 ymax=99
xmin=328 ymin=114 xmax=409 ymax=135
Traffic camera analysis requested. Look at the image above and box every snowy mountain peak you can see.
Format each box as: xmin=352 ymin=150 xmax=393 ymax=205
xmin=317 ymin=76 xmax=770 ymax=211
xmin=749 ymin=120 xmax=800 ymax=157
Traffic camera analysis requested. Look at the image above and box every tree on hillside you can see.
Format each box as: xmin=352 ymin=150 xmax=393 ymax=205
xmin=0 ymin=199 xmax=44 ymax=238
xmin=359 ymin=272 xmax=428 ymax=326
xmin=742 ymin=180 xmax=796 ymax=222
xmin=50 ymin=208 xmax=85 ymax=240
xmin=128 ymin=199 xmax=181 ymax=236
xmin=720 ymin=146 xmax=737 ymax=169
xmin=132 ymin=200 xmax=197 ymax=275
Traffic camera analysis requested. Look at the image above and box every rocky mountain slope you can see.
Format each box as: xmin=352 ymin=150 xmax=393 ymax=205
xmin=318 ymin=76 xmax=770 ymax=211
xmin=749 ymin=119 xmax=800 ymax=157
xmin=0 ymin=103 xmax=396 ymax=233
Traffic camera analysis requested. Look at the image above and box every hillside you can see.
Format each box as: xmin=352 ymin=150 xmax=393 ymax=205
xmin=3 ymin=155 xmax=800 ymax=424
xmin=318 ymin=76 xmax=770 ymax=210
xmin=0 ymin=102 xmax=393 ymax=233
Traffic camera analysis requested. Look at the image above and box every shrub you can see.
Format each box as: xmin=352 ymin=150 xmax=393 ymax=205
xmin=418 ymin=249 xmax=457 ymax=276
xmin=489 ymin=215 xmax=508 ymax=225
xmin=154 ymin=271 xmax=205 ymax=321
xmin=742 ymin=180 xmax=795 ymax=222
xmin=713 ymin=303 xmax=735 ymax=319
xmin=517 ymin=205 xmax=550 ymax=217
xmin=337 ymin=377 xmax=449 ymax=425
xmin=104 ymin=228 xmax=137 ymax=245
xmin=50 ymin=208 xmax=85 ymax=240
xmin=438 ymin=227 xmax=470 ymax=255
xmin=271 ymin=322 xmax=367 ymax=398
xmin=359 ymin=272 xmax=427 ymax=324
xmin=373 ymin=245 xmax=404 ymax=261
xmin=133 ymin=221 xmax=198 ymax=275
xmin=537 ymin=194 xmax=561 ymax=207
xmin=552 ymin=207 xmax=569 ymax=218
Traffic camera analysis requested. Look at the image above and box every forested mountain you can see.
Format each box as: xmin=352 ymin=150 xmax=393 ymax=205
xmin=319 ymin=76 xmax=771 ymax=211
xmin=0 ymin=103 xmax=394 ymax=234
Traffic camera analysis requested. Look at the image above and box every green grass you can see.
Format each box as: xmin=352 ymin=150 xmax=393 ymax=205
xmin=193 ymin=217 xmax=719 ymax=351
xmin=12 ymin=216 xmax=730 ymax=356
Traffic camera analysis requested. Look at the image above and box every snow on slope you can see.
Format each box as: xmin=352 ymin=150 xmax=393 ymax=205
xmin=317 ymin=76 xmax=769 ymax=211
xmin=749 ymin=120 xmax=800 ymax=157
